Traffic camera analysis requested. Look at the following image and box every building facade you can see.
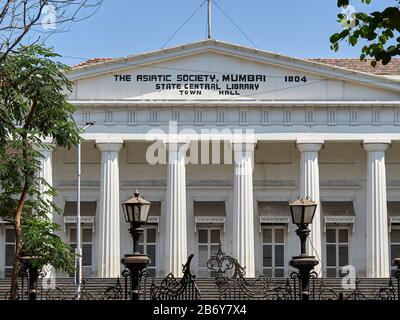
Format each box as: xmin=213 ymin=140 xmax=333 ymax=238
xmin=1 ymin=40 xmax=400 ymax=279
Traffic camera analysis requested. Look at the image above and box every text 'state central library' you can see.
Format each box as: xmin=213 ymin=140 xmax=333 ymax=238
xmin=3 ymin=39 xmax=400 ymax=279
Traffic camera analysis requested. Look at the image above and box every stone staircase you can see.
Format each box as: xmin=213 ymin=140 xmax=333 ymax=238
xmin=0 ymin=277 xmax=397 ymax=300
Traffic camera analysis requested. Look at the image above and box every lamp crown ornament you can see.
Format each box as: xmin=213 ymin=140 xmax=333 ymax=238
xmin=288 ymin=195 xmax=315 ymax=206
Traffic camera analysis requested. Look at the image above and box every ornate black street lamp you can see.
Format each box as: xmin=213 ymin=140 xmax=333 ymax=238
xmin=19 ymin=255 xmax=39 ymax=300
xmin=121 ymin=190 xmax=151 ymax=300
xmin=289 ymin=197 xmax=319 ymax=301
xmin=395 ymin=258 xmax=400 ymax=301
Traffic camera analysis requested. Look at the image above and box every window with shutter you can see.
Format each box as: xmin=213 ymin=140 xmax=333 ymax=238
xmin=5 ymin=228 xmax=15 ymax=277
xmin=138 ymin=226 xmax=158 ymax=277
xmin=69 ymin=227 xmax=93 ymax=277
xmin=197 ymin=228 xmax=222 ymax=277
xmin=390 ymin=227 xmax=400 ymax=277
xmin=262 ymin=226 xmax=286 ymax=277
xmin=325 ymin=227 xmax=350 ymax=277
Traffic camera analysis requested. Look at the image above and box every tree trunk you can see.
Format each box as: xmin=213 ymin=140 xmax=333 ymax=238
xmin=9 ymin=102 xmax=39 ymax=299
xmin=9 ymin=182 xmax=29 ymax=300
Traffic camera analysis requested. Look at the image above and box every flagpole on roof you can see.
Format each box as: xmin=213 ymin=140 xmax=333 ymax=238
xmin=207 ymin=0 xmax=212 ymax=39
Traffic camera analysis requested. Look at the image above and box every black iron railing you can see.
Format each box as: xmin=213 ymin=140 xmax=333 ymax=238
xmin=150 ymin=254 xmax=201 ymax=300
xmin=206 ymin=247 xmax=400 ymax=301
xmin=2 ymin=252 xmax=399 ymax=301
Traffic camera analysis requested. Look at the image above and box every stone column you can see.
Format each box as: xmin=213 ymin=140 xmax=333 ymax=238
xmin=364 ymin=142 xmax=390 ymax=278
xmin=297 ymin=142 xmax=323 ymax=275
xmin=164 ymin=142 xmax=188 ymax=277
xmin=96 ymin=141 xmax=123 ymax=278
xmin=232 ymin=142 xmax=256 ymax=277
xmin=38 ymin=147 xmax=53 ymax=220
xmin=38 ymin=145 xmax=55 ymax=280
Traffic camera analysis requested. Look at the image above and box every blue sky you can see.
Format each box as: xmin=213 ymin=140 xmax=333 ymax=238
xmin=40 ymin=0 xmax=394 ymax=65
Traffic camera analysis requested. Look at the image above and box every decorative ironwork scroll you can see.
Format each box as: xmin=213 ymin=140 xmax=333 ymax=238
xmin=102 ymin=277 xmax=123 ymax=300
xmin=207 ymin=247 xmax=292 ymax=300
xmin=150 ymin=254 xmax=201 ymax=300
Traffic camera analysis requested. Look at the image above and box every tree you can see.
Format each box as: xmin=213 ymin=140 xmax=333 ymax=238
xmin=0 ymin=44 xmax=81 ymax=299
xmin=0 ymin=0 xmax=103 ymax=63
xmin=330 ymin=0 xmax=400 ymax=65
xmin=21 ymin=215 xmax=76 ymax=274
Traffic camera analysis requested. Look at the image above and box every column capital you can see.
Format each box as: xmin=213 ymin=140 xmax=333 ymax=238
xmin=41 ymin=137 xmax=54 ymax=145
xmin=96 ymin=139 xmax=123 ymax=152
xmin=296 ymin=141 xmax=324 ymax=153
xmin=363 ymin=141 xmax=390 ymax=152
xmin=34 ymin=139 xmax=55 ymax=152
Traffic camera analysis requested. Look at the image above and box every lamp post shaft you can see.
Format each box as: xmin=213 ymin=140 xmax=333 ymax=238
xmin=75 ymin=122 xmax=94 ymax=298
xmin=76 ymin=142 xmax=82 ymax=298
xmin=21 ymin=257 xmax=39 ymax=300
xmin=130 ymin=267 xmax=141 ymax=300
xmin=296 ymin=225 xmax=311 ymax=256
xmin=129 ymin=222 xmax=143 ymax=254
xmin=122 ymin=224 xmax=150 ymax=300
xmin=290 ymin=224 xmax=318 ymax=301
xmin=298 ymin=265 xmax=314 ymax=301
xmin=394 ymin=258 xmax=400 ymax=301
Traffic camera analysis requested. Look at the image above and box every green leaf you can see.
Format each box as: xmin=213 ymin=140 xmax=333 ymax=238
xmin=331 ymin=42 xmax=340 ymax=52
xmin=382 ymin=53 xmax=392 ymax=65
xmin=387 ymin=45 xmax=397 ymax=54
xmin=355 ymin=13 xmax=368 ymax=20
xmin=379 ymin=35 xmax=387 ymax=44
xmin=330 ymin=33 xmax=341 ymax=43
xmin=349 ymin=36 xmax=358 ymax=46
xmin=339 ymin=29 xmax=350 ymax=38
xmin=337 ymin=0 xmax=349 ymax=7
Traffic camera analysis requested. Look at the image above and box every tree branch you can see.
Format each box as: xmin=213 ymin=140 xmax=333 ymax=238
xmin=23 ymin=98 xmax=38 ymax=130
xmin=0 ymin=0 xmax=12 ymax=25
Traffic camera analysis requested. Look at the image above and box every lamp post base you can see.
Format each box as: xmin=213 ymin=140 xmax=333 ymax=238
xmin=121 ymin=254 xmax=150 ymax=300
xmin=290 ymin=255 xmax=319 ymax=301
xmin=20 ymin=256 xmax=39 ymax=301
xmin=395 ymin=258 xmax=400 ymax=300
xmin=394 ymin=257 xmax=400 ymax=270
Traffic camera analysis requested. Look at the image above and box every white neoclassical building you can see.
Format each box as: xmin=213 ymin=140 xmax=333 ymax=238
xmin=1 ymin=40 xmax=400 ymax=279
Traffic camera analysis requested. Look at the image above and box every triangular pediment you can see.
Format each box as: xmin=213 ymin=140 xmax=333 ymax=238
xmin=67 ymin=40 xmax=400 ymax=101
